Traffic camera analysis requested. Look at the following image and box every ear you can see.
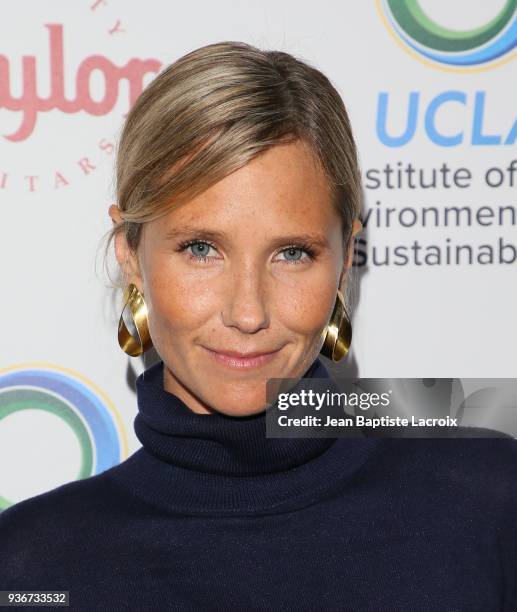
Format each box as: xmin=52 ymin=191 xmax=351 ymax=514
xmin=339 ymin=218 xmax=362 ymax=291
xmin=108 ymin=204 xmax=143 ymax=290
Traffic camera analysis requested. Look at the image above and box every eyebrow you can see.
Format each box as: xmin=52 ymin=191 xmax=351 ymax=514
xmin=163 ymin=225 xmax=330 ymax=249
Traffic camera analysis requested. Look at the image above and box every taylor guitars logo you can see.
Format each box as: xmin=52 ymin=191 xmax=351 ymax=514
xmin=0 ymin=24 xmax=160 ymax=142
xmin=0 ymin=6 xmax=162 ymax=192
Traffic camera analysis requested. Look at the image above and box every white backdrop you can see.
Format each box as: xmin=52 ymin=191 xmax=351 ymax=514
xmin=1 ymin=0 xmax=516 ymax=509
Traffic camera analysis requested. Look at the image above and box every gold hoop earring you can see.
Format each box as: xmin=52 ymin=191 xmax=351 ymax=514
xmin=117 ymin=283 xmax=153 ymax=357
xmin=320 ymin=289 xmax=352 ymax=362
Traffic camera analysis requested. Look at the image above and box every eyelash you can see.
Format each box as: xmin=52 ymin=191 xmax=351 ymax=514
xmin=176 ymin=239 xmax=317 ymax=265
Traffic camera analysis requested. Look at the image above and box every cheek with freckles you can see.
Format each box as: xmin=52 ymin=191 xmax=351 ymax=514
xmin=142 ymin=264 xmax=215 ymax=361
xmin=278 ymin=281 xmax=336 ymax=337
xmin=274 ymin=280 xmax=337 ymax=375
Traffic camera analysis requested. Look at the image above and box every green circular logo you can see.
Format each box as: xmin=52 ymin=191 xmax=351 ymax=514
xmin=0 ymin=365 xmax=127 ymax=510
xmin=380 ymin=0 xmax=516 ymax=68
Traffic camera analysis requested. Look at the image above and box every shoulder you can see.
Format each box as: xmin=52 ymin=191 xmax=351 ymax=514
xmin=0 ymin=461 xmax=135 ymax=582
xmin=375 ymin=429 xmax=517 ymax=507
xmin=378 ymin=426 xmax=517 ymax=471
xmin=0 ymin=468 xmax=111 ymax=538
xmin=3 ymin=458 xmax=126 ymax=512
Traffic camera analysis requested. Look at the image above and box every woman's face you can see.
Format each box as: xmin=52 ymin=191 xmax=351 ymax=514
xmin=110 ymin=140 xmax=360 ymax=416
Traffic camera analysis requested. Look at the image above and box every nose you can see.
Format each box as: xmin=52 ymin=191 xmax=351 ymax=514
xmin=221 ymin=260 xmax=270 ymax=334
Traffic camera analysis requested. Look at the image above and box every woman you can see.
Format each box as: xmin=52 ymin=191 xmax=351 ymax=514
xmin=1 ymin=41 xmax=516 ymax=611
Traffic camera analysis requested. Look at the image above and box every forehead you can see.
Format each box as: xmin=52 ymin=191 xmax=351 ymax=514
xmin=157 ymin=141 xmax=337 ymax=233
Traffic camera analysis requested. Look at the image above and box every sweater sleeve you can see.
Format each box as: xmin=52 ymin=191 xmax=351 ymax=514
xmin=0 ymin=499 xmax=45 ymax=588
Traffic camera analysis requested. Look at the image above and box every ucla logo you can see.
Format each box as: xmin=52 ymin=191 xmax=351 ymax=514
xmin=378 ymin=0 xmax=516 ymax=70
xmin=0 ymin=364 xmax=128 ymax=510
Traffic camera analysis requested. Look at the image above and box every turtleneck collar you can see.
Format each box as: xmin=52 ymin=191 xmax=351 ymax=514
xmin=110 ymin=356 xmax=382 ymax=516
xmin=133 ymin=356 xmax=337 ymax=477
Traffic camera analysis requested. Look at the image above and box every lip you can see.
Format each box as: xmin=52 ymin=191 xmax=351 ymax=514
xmin=203 ymin=346 xmax=282 ymax=369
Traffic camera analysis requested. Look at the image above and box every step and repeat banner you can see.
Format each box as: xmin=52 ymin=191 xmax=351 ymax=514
xmin=1 ymin=1 xmax=516 ymax=509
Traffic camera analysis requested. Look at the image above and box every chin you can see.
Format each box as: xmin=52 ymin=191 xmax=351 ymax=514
xmin=209 ymin=388 xmax=268 ymax=417
xmin=217 ymin=406 xmax=266 ymax=418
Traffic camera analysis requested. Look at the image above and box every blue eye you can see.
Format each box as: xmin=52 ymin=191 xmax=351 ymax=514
xmin=188 ymin=242 xmax=214 ymax=258
xmin=280 ymin=246 xmax=315 ymax=265
xmin=278 ymin=247 xmax=312 ymax=264
xmin=178 ymin=240 xmax=218 ymax=262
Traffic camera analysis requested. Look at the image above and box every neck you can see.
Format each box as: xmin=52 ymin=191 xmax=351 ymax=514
xmin=108 ymin=355 xmax=381 ymax=516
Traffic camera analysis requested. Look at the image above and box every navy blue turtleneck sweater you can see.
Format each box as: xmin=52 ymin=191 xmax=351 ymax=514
xmin=1 ymin=357 xmax=517 ymax=611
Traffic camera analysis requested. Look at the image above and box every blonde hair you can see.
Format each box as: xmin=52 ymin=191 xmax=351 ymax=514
xmin=102 ymin=40 xmax=362 ymax=297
